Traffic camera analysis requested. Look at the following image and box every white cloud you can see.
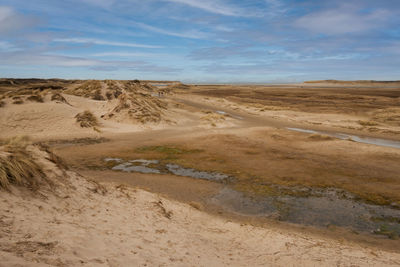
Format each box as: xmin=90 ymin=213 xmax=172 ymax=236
xmin=53 ymin=38 xmax=162 ymax=48
xmin=0 ymin=6 xmax=39 ymax=34
xmin=296 ymin=7 xmax=391 ymax=35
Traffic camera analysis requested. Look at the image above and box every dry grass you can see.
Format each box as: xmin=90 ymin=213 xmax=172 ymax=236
xmin=36 ymin=143 xmax=69 ymax=170
xmin=102 ymin=92 xmax=167 ymax=124
xmin=105 ymin=80 xmax=122 ymax=100
xmin=92 ymin=89 xmax=105 ymax=100
xmin=27 ymin=94 xmax=44 ymax=103
xmin=358 ymin=120 xmax=379 ymax=127
xmin=0 ymin=137 xmax=46 ymax=190
xmin=0 ymin=100 xmax=5 ymax=107
xmin=372 ymin=108 xmax=400 ymax=126
xmin=51 ymin=92 xmax=69 ymax=105
xmin=12 ymin=96 xmax=24 ymax=104
xmin=5 ymin=136 xmax=31 ymax=148
xmin=65 ymin=80 xmax=103 ymax=98
xmin=153 ymin=200 xmax=172 ymax=219
xmin=201 ymin=113 xmax=226 ymax=126
xmin=75 ymin=111 xmax=99 ymax=128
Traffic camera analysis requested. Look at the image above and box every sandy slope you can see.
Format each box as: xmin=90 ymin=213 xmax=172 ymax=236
xmin=0 ymin=93 xmax=168 ymax=140
xmin=0 ymin=146 xmax=399 ymax=266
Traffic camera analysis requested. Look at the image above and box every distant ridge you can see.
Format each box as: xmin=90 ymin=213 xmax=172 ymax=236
xmin=304 ymin=80 xmax=400 ymax=84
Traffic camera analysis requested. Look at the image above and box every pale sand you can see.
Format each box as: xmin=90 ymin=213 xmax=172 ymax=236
xmin=0 ymin=146 xmax=399 ymax=266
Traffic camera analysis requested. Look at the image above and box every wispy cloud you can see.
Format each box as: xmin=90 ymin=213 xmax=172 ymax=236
xmin=295 ymin=5 xmax=392 ymax=35
xmin=0 ymin=51 xmax=180 ymax=73
xmin=163 ymin=0 xmax=254 ymax=17
xmin=91 ymin=51 xmax=172 ymax=58
xmin=0 ymin=41 xmax=18 ymax=52
xmin=80 ymin=0 xmax=116 ymax=8
xmin=53 ymin=38 xmax=162 ymax=48
xmin=133 ymin=22 xmax=209 ymax=39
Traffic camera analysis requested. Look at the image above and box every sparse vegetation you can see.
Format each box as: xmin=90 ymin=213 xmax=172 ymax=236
xmin=201 ymin=113 xmax=226 ymax=126
xmin=27 ymin=94 xmax=44 ymax=103
xmin=41 ymin=137 xmax=109 ymax=146
xmin=75 ymin=110 xmax=99 ymax=128
xmin=308 ymin=134 xmax=335 ymax=141
xmin=12 ymin=96 xmax=24 ymax=104
xmin=358 ymin=120 xmax=379 ymax=127
xmin=92 ymin=89 xmax=105 ymax=100
xmin=374 ymin=224 xmax=400 ymax=240
xmin=372 ymin=108 xmax=400 ymax=126
xmin=65 ymin=80 xmax=103 ymax=98
xmin=135 ymin=145 xmax=203 ymax=155
xmin=102 ymin=92 xmax=167 ymax=123
xmin=51 ymin=92 xmax=69 ymax=104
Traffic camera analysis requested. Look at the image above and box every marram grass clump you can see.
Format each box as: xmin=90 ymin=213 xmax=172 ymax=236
xmin=75 ymin=110 xmax=99 ymax=128
xmin=51 ymin=92 xmax=69 ymax=105
xmin=0 ymin=137 xmax=46 ymax=190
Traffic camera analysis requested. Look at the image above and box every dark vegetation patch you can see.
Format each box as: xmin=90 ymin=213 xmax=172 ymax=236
xmin=135 ymin=145 xmax=203 ymax=155
xmin=12 ymin=96 xmax=24 ymax=104
xmin=40 ymin=137 xmax=110 ymax=147
xmin=27 ymin=94 xmax=44 ymax=103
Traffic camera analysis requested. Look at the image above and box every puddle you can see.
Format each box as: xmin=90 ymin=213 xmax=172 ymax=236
xmin=108 ymin=159 xmax=161 ymax=174
xmin=216 ymin=110 xmax=243 ymax=120
xmin=104 ymin=157 xmax=123 ymax=162
xmin=212 ymin=187 xmax=400 ymax=237
xmin=287 ymin=127 xmax=400 ymax=149
xmin=166 ymin=164 xmax=229 ymax=181
xmin=105 ymin=158 xmax=230 ymax=182
xmin=112 ymin=162 xmax=161 ymax=174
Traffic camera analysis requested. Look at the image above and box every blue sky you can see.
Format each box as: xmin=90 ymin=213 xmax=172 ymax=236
xmin=0 ymin=0 xmax=399 ymax=82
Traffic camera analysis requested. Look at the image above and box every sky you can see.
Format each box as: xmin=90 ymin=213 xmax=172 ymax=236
xmin=0 ymin=0 xmax=399 ymax=83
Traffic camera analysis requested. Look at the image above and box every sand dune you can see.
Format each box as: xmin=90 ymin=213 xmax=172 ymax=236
xmin=1 ymin=144 xmax=399 ymax=266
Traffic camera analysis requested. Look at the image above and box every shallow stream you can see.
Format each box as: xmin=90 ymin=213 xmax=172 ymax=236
xmin=286 ymin=127 xmax=400 ymax=149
